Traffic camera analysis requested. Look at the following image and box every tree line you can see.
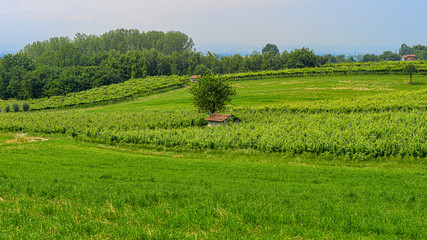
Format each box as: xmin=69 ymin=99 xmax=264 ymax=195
xmin=0 ymin=28 xmax=425 ymax=100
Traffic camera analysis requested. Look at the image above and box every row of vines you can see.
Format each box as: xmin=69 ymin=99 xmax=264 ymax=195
xmin=233 ymin=89 xmax=427 ymax=113
xmin=0 ymin=75 xmax=188 ymax=111
xmin=1 ymin=61 xmax=426 ymax=111
xmin=224 ymin=61 xmax=427 ymax=81
xmin=1 ymin=90 xmax=427 ymax=157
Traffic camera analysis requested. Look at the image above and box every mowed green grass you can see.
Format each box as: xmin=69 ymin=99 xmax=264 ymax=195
xmin=84 ymin=74 xmax=427 ymax=112
xmin=1 ymin=74 xmax=427 ymax=239
xmin=0 ymin=133 xmax=14 ymax=143
xmin=0 ymin=135 xmax=425 ymax=239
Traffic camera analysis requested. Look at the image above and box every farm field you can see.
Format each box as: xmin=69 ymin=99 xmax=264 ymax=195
xmin=84 ymin=74 xmax=427 ymax=112
xmin=0 ymin=74 xmax=426 ymax=239
xmin=0 ymin=134 xmax=425 ymax=239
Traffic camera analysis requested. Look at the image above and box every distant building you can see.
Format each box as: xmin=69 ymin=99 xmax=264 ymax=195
xmin=205 ymin=113 xmax=234 ymax=127
xmin=190 ymin=75 xmax=201 ymax=83
xmin=401 ymin=55 xmax=416 ymax=61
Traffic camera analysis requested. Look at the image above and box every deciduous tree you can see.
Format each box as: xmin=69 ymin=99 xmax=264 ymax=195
xmin=188 ymin=75 xmax=236 ymax=114
xmin=286 ymin=48 xmax=317 ymax=68
xmin=262 ymin=43 xmax=280 ymax=55
xmin=403 ymin=63 xmax=418 ymax=84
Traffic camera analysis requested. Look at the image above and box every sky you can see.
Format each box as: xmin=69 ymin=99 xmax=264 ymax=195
xmin=1 ymin=0 xmax=426 ymax=55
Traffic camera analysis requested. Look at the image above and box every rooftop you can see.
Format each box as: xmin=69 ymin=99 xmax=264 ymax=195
xmin=205 ymin=113 xmax=233 ymax=122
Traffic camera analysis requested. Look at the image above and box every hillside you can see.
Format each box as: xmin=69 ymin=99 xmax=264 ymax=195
xmin=2 ymin=74 xmax=427 ymax=157
xmin=0 ymin=72 xmax=426 ymax=239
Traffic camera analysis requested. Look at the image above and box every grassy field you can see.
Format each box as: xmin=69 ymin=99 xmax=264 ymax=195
xmin=0 ymin=134 xmax=425 ymax=239
xmin=83 ymin=74 xmax=427 ymax=112
xmin=1 ymin=74 xmax=426 ymax=239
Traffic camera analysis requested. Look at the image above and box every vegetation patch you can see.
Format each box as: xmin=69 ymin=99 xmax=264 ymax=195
xmin=0 ymin=137 xmax=425 ymax=239
xmin=0 ymin=69 xmax=426 ymax=238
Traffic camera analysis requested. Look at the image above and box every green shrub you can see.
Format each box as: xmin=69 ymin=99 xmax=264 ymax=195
xmin=11 ymin=102 xmax=20 ymax=112
xmin=22 ymin=102 xmax=30 ymax=112
xmin=4 ymin=104 xmax=10 ymax=113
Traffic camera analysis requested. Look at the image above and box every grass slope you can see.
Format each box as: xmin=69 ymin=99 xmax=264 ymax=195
xmin=0 ymin=135 xmax=425 ymax=239
xmin=84 ymin=74 xmax=427 ymax=112
xmin=1 ymin=74 xmax=427 ymax=238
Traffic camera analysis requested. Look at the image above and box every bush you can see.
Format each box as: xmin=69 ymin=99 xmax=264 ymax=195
xmin=4 ymin=104 xmax=10 ymax=113
xmin=22 ymin=102 xmax=30 ymax=112
xmin=11 ymin=102 xmax=20 ymax=112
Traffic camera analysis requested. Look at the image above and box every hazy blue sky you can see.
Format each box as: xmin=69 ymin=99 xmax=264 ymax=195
xmin=1 ymin=0 xmax=426 ymax=54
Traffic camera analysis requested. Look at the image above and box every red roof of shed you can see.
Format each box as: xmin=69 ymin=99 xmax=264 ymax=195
xmin=204 ymin=113 xmax=233 ymax=122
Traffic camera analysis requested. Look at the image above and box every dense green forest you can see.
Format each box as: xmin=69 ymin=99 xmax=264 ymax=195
xmin=0 ymin=28 xmax=426 ymax=100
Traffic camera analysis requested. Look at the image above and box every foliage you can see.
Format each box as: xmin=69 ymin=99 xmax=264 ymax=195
xmin=22 ymin=29 xmax=195 ymax=58
xmin=22 ymin=102 xmax=30 ymax=111
xmin=224 ymin=61 xmax=427 ymax=81
xmin=0 ymin=53 xmax=35 ymax=99
xmin=320 ymin=54 xmax=350 ymax=64
xmin=3 ymin=86 xmax=427 ymax=157
xmin=403 ymin=63 xmax=419 ymax=83
xmin=4 ymin=104 xmax=10 ymax=112
xmin=379 ymin=51 xmax=401 ymax=61
xmin=11 ymin=102 xmax=20 ymax=112
xmin=1 ymin=70 xmax=426 ymax=238
xmin=0 ymin=136 xmax=425 ymax=238
xmin=0 ymin=75 xmax=187 ymax=111
xmin=194 ymin=64 xmax=212 ymax=75
xmin=262 ymin=43 xmax=280 ymax=55
xmin=188 ymin=75 xmax=236 ymax=113
xmin=399 ymin=43 xmax=427 ymax=60
xmin=399 ymin=43 xmax=413 ymax=55
xmin=2 ymin=61 xmax=427 ymax=111
xmin=362 ymin=54 xmax=380 ymax=62
xmin=286 ymin=48 xmax=317 ymax=68
xmin=2 ymin=33 xmax=427 ymax=102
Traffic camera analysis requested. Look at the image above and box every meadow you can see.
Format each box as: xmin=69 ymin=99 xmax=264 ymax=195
xmin=0 ymin=135 xmax=425 ymax=239
xmin=0 ymin=73 xmax=426 ymax=239
xmin=84 ymin=74 xmax=427 ymax=112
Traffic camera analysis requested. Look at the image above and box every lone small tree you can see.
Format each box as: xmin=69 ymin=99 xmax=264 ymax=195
xmin=188 ymin=75 xmax=236 ymax=114
xmin=262 ymin=43 xmax=280 ymax=55
xmin=403 ymin=63 xmax=418 ymax=84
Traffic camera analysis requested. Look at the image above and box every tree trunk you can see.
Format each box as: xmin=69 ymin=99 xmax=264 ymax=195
xmin=410 ymin=74 xmax=413 ymax=84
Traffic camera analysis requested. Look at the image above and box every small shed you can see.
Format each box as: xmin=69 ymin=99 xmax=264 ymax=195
xmin=205 ymin=113 xmax=234 ymax=127
xmin=190 ymin=75 xmax=201 ymax=83
xmin=401 ymin=55 xmax=416 ymax=61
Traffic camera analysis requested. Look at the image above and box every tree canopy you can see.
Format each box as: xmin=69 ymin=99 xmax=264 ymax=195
xmin=286 ymin=48 xmax=317 ymax=68
xmin=403 ymin=63 xmax=418 ymax=84
xmin=262 ymin=43 xmax=280 ymax=55
xmin=399 ymin=43 xmax=427 ymax=60
xmin=1 ymin=31 xmax=425 ymax=102
xmin=188 ymin=75 xmax=236 ymax=114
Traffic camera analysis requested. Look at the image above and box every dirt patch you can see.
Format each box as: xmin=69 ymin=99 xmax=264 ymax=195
xmin=5 ymin=133 xmax=48 ymax=144
xmin=332 ymin=87 xmax=372 ymax=91
xmin=280 ymin=81 xmax=300 ymax=85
